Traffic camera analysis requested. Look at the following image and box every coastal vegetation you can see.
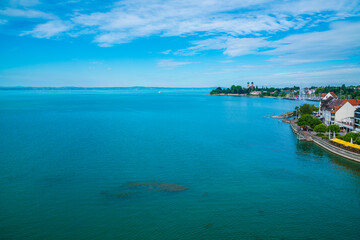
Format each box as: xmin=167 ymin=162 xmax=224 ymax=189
xmin=314 ymin=124 xmax=341 ymax=139
xmin=210 ymin=86 xmax=248 ymax=95
xmin=315 ymin=84 xmax=360 ymax=99
xmin=210 ymin=85 xmax=299 ymax=97
xmin=312 ymin=124 xmax=339 ymax=134
xmin=337 ymin=132 xmax=360 ymax=145
xmin=314 ymin=124 xmax=327 ymax=133
xmin=294 ymin=103 xmax=319 ymax=117
xmin=296 ymin=114 xmax=321 ymax=130
xmin=210 ymin=84 xmax=360 ymax=100
xmin=327 ymin=124 xmax=340 ymax=133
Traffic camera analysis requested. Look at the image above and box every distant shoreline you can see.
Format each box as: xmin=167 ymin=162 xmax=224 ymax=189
xmin=210 ymin=93 xmax=286 ymax=99
xmin=0 ymin=87 xmax=213 ymax=91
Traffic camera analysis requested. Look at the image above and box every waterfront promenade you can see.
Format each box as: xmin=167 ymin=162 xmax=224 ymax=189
xmin=290 ymin=121 xmax=360 ymax=163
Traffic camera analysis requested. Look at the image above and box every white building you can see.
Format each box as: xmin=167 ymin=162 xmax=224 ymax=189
xmin=323 ymin=100 xmax=360 ymax=132
xmin=250 ymin=91 xmax=261 ymax=96
xmin=319 ymin=92 xmax=337 ymax=117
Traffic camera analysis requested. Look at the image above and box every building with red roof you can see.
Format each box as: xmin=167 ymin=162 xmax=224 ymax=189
xmin=322 ymin=99 xmax=360 ymax=132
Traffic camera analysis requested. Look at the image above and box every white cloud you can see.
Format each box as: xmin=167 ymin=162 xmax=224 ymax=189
xmin=161 ymin=50 xmax=172 ymax=55
xmin=68 ymin=0 xmax=360 ymax=47
xmin=157 ymin=59 xmax=193 ymax=69
xmin=67 ymin=0 xmax=318 ymax=47
xmin=266 ymin=21 xmax=360 ymax=64
xmin=273 ymin=67 xmax=360 ymax=78
xmin=178 ymin=20 xmax=360 ymax=64
xmin=1 ymin=0 xmax=360 ymax=64
xmin=20 ymin=20 xmax=72 ymax=38
xmin=0 ymin=8 xmax=55 ymax=19
xmin=0 ymin=19 xmax=7 ymax=24
xmin=271 ymin=0 xmax=359 ymax=16
xmin=263 ymin=66 xmax=360 ymax=85
xmin=177 ymin=36 xmax=268 ymax=56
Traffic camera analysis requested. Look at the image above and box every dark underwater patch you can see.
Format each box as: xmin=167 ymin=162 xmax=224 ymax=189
xmin=101 ymin=181 xmax=188 ymax=200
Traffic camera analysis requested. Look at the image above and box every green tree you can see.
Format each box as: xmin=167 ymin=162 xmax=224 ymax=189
xmin=310 ymin=118 xmax=322 ymax=129
xmin=327 ymin=125 xmax=340 ymax=133
xmin=297 ymin=114 xmax=322 ymax=130
xmin=299 ymin=103 xmax=317 ymax=115
xmin=314 ymin=124 xmax=327 ymax=133
xmin=297 ymin=114 xmax=313 ymax=129
xmin=210 ymin=87 xmax=224 ymax=95
xmin=344 ymin=132 xmax=359 ymax=142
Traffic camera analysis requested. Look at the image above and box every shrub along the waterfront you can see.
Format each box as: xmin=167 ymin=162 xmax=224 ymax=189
xmin=337 ymin=132 xmax=360 ymax=145
xmin=337 ymin=135 xmax=344 ymax=140
xmin=316 ymin=133 xmax=328 ymax=139
xmin=344 ymin=132 xmax=360 ymax=142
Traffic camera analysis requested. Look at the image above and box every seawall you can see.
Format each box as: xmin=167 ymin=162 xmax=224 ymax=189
xmin=290 ymin=121 xmax=360 ymax=163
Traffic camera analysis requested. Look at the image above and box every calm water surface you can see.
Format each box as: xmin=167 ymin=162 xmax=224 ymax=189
xmin=1 ymin=89 xmax=360 ymax=240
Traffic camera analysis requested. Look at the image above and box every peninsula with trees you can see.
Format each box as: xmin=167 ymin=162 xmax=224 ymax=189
xmin=210 ymin=83 xmax=360 ymax=100
xmin=210 ymin=82 xmax=300 ymax=98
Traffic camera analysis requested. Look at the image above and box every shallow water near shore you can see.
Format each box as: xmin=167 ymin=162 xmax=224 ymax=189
xmin=1 ymin=89 xmax=360 ymax=240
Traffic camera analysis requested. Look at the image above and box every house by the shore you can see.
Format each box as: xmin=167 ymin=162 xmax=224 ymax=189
xmin=321 ymin=98 xmax=360 ymax=132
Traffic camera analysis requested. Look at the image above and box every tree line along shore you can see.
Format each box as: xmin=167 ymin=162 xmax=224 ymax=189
xmin=210 ymin=84 xmax=360 ymax=99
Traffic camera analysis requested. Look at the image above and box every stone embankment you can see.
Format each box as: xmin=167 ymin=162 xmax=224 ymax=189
xmin=289 ymin=121 xmax=360 ymax=163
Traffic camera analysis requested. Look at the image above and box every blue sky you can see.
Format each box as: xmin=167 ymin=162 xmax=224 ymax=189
xmin=0 ymin=0 xmax=360 ymax=87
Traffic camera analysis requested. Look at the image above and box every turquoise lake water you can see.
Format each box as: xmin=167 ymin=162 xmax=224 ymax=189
xmin=1 ymin=89 xmax=360 ymax=240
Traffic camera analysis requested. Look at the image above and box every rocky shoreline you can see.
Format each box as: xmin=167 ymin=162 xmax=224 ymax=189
xmin=270 ymin=111 xmax=294 ymax=119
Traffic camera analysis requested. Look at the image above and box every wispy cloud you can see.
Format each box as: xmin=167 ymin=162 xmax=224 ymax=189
xmin=236 ymin=65 xmax=360 ymax=86
xmin=20 ymin=20 xmax=72 ymax=38
xmin=161 ymin=50 xmax=172 ymax=55
xmin=178 ymin=20 xmax=360 ymax=64
xmin=69 ymin=0 xmax=359 ymax=48
xmin=265 ymin=21 xmax=360 ymax=64
xmin=0 ymin=8 xmax=55 ymax=19
xmin=177 ymin=37 xmax=269 ymax=56
xmin=0 ymin=0 xmax=360 ymax=66
xmin=273 ymin=67 xmax=360 ymax=79
xmin=157 ymin=59 xmax=193 ymax=69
